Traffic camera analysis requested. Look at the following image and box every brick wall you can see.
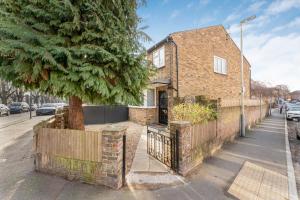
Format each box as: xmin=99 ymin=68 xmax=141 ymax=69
xmin=171 ymin=26 xmax=251 ymax=100
xmin=170 ymin=104 xmax=268 ymax=176
xmin=129 ymin=107 xmax=157 ymax=125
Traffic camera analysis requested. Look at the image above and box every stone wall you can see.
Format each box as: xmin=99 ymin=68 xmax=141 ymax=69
xmin=170 ymin=104 xmax=269 ymax=176
xmin=33 ymin=118 xmax=126 ymax=189
xmin=128 ymin=107 xmax=157 ymax=125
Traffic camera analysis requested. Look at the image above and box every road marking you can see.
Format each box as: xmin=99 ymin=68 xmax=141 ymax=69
xmin=285 ymin=116 xmax=299 ymax=200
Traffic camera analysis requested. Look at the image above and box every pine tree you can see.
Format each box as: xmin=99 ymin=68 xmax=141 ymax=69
xmin=0 ymin=0 xmax=150 ymax=129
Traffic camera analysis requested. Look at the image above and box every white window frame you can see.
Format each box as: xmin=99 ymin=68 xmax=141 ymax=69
xmin=214 ymin=56 xmax=227 ymax=75
xmin=153 ymin=46 xmax=165 ymax=68
xmin=128 ymin=88 xmax=156 ymax=108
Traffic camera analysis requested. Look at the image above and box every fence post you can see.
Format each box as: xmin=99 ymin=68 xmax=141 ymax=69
xmin=122 ymin=134 xmax=126 ymax=186
xmin=101 ymin=126 xmax=127 ymax=189
xmin=170 ymin=121 xmax=191 ymax=176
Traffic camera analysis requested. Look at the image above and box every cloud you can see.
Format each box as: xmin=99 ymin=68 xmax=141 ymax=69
xmin=224 ymin=13 xmax=240 ymax=23
xmin=272 ymin=16 xmax=300 ymax=32
xmin=266 ymin=0 xmax=300 ymax=15
xmin=199 ymin=0 xmax=210 ymax=6
xmin=170 ymin=10 xmax=180 ymax=19
xmin=247 ymin=1 xmax=267 ymax=13
xmin=238 ymin=33 xmax=300 ymax=91
xmin=194 ymin=16 xmax=214 ymax=26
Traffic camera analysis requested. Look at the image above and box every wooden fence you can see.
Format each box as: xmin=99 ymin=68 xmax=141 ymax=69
xmin=33 ymin=118 xmax=127 ymax=189
xmin=170 ymin=103 xmax=269 ymax=176
xmin=34 ymin=128 xmax=102 ymax=162
xmin=191 ymin=121 xmax=217 ymax=149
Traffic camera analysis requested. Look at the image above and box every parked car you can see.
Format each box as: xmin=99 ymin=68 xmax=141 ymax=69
xmin=286 ymin=106 xmax=300 ymax=121
xmin=54 ymin=103 xmax=68 ymax=109
xmin=0 ymin=104 xmax=10 ymax=116
xmin=9 ymin=102 xmax=30 ymax=114
xmin=36 ymin=103 xmax=60 ymax=116
xmin=30 ymin=104 xmax=38 ymax=111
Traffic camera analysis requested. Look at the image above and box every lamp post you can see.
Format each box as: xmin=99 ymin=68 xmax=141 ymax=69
xmin=240 ymin=15 xmax=256 ymax=137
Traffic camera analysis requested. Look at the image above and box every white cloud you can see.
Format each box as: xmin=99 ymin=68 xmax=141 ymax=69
xmin=272 ymin=16 xmax=300 ymax=32
xmin=194 ymin=16 xmax=214 ymax=26
xmin=266 ymin=0 xmax=300 ymax=15
xmin=199 ymin=0 xmax=210 ymax=6
xmin=170 ymin=10 xmax=180 ymax=19
xmin=247 ymin=1 xmax=266 ymax=13
xmin=236 ymin=33 xmax=300 ymax=91
xmin=225 ymin=13 xmax=240 ymax=23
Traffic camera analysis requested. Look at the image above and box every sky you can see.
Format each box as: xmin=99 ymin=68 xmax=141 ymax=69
xmin=137 ymin=0 xmax=300 ymax=91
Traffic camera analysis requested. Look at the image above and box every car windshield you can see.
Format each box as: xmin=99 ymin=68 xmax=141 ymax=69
xmin=290 ymin=107 xmax=300 ymax=111
xmin=10 ymin=102 xmax=21 ymax=106
xmin=42 ymin=104 xmax=56 ymax=108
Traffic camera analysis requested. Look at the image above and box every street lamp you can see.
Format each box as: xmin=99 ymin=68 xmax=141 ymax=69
xmin=240 ymin=15 xmax=256 ymax=137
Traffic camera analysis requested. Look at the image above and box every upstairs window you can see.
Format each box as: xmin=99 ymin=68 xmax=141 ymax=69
xmin=214 ymin=56 xmax=227 ymax=75
xmin=153 ymin=46 xmax=165 ymax=68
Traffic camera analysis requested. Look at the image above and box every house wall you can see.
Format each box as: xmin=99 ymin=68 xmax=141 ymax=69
xmin=147 ymin=42 xmax=174 ymax=83
xmin=128 ymin=85 xmax=173 ymax=125
xmin=130 ymin=25 xmax=252 ymax=125
xmin=129 ymin=107 xmax=157 ymax=125
xmin=170 ymin=25 xmax=251 ymax=100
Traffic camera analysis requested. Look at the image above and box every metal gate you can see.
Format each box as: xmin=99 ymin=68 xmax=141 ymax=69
xmin=147 ymin=126 xmax=179 ymax=172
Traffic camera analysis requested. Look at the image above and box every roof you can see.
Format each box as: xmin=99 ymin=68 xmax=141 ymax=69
xmin=146 ymin=25 xmax=251 ymax=67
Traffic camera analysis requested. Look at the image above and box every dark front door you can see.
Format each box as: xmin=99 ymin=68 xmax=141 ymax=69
xmin=159 ymin=91 xmax=168 ymax=124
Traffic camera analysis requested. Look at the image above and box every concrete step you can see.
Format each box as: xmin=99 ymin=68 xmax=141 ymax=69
xmin=126 ymin=171 xmax=187 ymax=190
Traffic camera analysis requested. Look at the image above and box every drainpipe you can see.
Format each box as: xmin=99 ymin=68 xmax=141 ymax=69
xmin=168 ymin=37 xmax=179 ymax=98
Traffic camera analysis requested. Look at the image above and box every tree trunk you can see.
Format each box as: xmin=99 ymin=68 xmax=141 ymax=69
xmin=68 ymin=96 xmax=84 ymax=130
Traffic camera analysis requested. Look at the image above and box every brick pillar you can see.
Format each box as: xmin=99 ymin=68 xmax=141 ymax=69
xmin=100 ymin=126 xmax=127 ymax=189
xmin=170 ymin=121 xmax=192 ymax=176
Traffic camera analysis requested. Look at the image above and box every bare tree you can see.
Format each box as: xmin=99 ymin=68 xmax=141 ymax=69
xmin=0 ymin=80 xmax=16 ymax=104
xmin=12 ymin=87 xmax=25 ymax=102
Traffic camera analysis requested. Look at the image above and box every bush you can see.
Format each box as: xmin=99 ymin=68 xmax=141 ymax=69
xmin=172 ymin=103 xmax=217 ymax=124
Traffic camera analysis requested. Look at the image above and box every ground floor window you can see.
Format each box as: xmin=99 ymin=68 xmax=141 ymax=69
xmin=129 ymin=88 xmax=156 ymax=108
xmin=146 ymin=89 xmax=155 ymax=107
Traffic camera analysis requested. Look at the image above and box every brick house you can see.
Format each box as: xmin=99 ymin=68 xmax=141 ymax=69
xmin=129 ymin=25 xmax=251 ymax=125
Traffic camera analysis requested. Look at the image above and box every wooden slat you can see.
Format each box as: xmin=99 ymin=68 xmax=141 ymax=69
xmin=36 ymin=128 xmax=102 ymax=162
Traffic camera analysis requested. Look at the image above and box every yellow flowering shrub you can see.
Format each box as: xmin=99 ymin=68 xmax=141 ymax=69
xmin=172 ymin=103 xmax=217 ymax=124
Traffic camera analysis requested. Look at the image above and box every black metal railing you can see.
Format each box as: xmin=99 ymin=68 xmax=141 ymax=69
xmin=147 ymin=126 xmax=178 ymax=172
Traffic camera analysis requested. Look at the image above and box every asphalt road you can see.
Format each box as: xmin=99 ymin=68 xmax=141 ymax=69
xmin=0 ymin=112 xmax=37 ymax=129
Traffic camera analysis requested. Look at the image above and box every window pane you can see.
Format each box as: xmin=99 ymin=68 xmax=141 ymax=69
xmin=217 ymin=58 xmax=221 ymax=73
xmin=153 ymin=51 xmax=159 ymax=67
xmin=159 ymin=47 xmax=165 ymax=67
xmin=147 ymin=89 xmax=155 ymax=106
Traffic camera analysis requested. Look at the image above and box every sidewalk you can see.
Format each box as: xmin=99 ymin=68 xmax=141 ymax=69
xmin=0 ymin=111 xmax=295 ymax=200
xmin=126 ymin=126 xmax=185 ymax=189
xmin=126 ymin=110 xmax=293 ymax=198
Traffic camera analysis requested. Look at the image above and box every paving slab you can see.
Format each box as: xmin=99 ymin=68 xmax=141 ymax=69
xmin=228 ymin=161 xmax=288 ymax=200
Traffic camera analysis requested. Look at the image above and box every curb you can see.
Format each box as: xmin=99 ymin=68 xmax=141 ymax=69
xmin=285 ymin=116 xmax=299 ymax=200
